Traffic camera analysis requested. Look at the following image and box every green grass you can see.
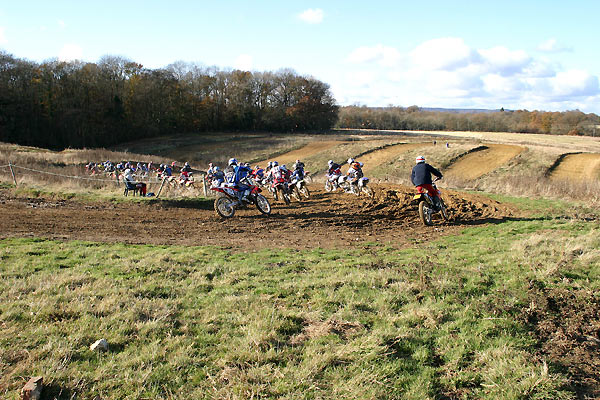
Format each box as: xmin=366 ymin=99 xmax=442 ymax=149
xmin=2 ymin=201 xmax=599 ymax=398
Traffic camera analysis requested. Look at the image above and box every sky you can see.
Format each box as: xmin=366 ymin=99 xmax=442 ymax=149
xmin=1 ymin=0 xmax=599 ymax=113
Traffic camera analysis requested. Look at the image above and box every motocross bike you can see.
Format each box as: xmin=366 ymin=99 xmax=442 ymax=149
xmin=289 ymin=175 xmax=310 ymax=200
xmin=324 ymin=170 xmax=342 ymax=192
xmin=210 ymin=180 xmax=271 ymax=218
xmin=412 ymin=178 xmax=449 ymax=226
xmin=345 ymin=176 xmax=373 ymax=197
xmin=271 ymin=177 xmax=292 ymax=205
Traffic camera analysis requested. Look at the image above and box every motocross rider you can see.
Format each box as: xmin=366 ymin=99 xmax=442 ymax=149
xmin=292 ymin=159 xmax=306 ymax=181
xmin=411 ymin=156 xmax=443 ymax=208
xmin=327 ymin=160 xmax=342 ymax=189
xmin=226 ymin=158 xmax=252 ymax=203
xmin=346 ymin=158 xmax=364 ymax=190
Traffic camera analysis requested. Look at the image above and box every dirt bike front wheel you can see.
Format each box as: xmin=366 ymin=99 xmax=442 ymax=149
xmin=324 ymin=180 xmax=333 ymax=192
xmin=419 ymin=200 xmax=433 ymax=226
xmin=279 ymin=187 xmax=290 ymax=205
xmin=361 ymin=185 xmax=374 ymax=197
xmin=255 ymin=194 xmax=271 ymax=215
xmin=215 ymin=196 xmax=236 ymax=218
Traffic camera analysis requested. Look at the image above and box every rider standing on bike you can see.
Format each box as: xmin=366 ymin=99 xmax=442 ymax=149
xmin=292 ymin=159 xmax=305 ymax=181
xmin=411 ymin=156 xmax=443 ymax=207
xmin=226 ymin=158 xmax=252 ymax=203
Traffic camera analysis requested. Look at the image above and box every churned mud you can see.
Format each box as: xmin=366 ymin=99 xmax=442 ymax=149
xmin=0 ymin=184 xmax=517 ymax=249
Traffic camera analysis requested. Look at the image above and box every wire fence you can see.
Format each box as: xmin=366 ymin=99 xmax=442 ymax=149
xmin=0 ymin=162 xmax=210 ymax=197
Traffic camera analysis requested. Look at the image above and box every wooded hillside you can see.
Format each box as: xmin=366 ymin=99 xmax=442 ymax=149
xmin=337 ymin=105 xmax=600 ymax=136
xmin=0 ymin=52 xmax=339 ymax=149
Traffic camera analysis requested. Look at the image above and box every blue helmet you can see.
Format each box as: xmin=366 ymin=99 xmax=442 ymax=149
xmin=228 ymin=158 xmax=238 ymax=166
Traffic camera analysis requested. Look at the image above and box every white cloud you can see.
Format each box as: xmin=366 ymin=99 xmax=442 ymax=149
xmin=346 ymin=44 xmax=401 ymax=67
xmin=0 ymin=27 xmax=7 ymax=44
xmin=234 ymin=54 xmax=253 ymax=71
xmin=478 ymin=46 xmax=531 ymax=76
xmin=538 ymin=38 xmax=572 ymax=53
xmin=410 ymin=37 xmax=480 ymax=71
xmin=58 ymin=44 xmax=83 ymax=62
xmin=338 ymin=37 xmax=600 ymax=112
xmin=298 ymin=8 xmax=324 ymax=24
xmin=551 ymin=70 xmax=599 ymax=97
xmin=58 ymin=20 xmax=66 ymax=29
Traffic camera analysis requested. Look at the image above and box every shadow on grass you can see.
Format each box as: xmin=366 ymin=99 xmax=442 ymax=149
xmin=41 ymin=383 xmax=74 ymax=400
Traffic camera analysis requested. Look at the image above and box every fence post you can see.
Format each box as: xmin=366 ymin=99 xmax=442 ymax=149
xmin=156 ymin=177 xmax=166 ymax=198
xmin=8 ymin=162 xmax=17 ymax=187
xmin=203 ymin=176 xmax=208 ymax=197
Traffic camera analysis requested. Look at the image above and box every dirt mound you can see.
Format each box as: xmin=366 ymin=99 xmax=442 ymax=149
xmin=361 ymin=184 xmax=515 ymax=223
xmin=0 ymin=185 xmax=518 ymax=250
xmin=445 ymin=144 xmax=525 ymax=180
xmin=255 ymin=140 xmax=341 ymax=166
xmin=549 ymin=153 xmax=600 ymax=182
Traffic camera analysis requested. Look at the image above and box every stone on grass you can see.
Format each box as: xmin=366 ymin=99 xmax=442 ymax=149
xmin=21 ymin=376 xmax=43 ymax=400
xmin=90 ymin=338 xmax=109 ymax=352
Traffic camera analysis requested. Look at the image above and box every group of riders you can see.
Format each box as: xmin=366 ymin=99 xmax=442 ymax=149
xmin=85 ymin=153 xmax=445 ymax=210
xmin=205 ymin=158 xmax=309 ymax=204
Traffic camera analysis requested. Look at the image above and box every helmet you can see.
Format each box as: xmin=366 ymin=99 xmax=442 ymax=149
xmin=171 ymin=161 xmax=176 ymax=167
xmin=214 ymin=166 xmax=220 ymax=171
xmin=184 ymin=162 xmax=189 ymax=166
xmin=255 ymin=165 xmax=260 ymax=169
xmin=296 ymin=159 xmax=300 ymax=164
xmin=228 ymin=158 xmax=238 ymax=166
xmin=272 ymin=161 xmax=279 ymax=167
xmin=208 ymin=162 xmax=213 ymax=167
xmin=416 ymin=156 xmax=425 ymax=164
xmin=347 ymin=158 xmax=354 ymax=164
xmin=281 ymin=165 xmax=287 ymax=171
xmin=328 ymin=160 xmax=333 ymax=166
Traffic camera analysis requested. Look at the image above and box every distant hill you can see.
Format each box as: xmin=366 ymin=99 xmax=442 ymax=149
xmin=421 ymin=107 xmax=507 ymax=114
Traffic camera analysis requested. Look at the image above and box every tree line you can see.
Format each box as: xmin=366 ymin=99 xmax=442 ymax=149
xmin=336 ymin=106 xmax=600 ymax=136
xmin=0 ymin=52 xmax=339 ymax=149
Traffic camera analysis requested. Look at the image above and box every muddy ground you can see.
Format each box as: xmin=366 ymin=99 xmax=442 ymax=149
xmin=0 ymin=184 xmax=517 ymax=249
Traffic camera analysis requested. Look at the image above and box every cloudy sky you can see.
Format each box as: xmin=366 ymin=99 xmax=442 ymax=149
xmin=1 ymin=0 xmax=599 ymax=113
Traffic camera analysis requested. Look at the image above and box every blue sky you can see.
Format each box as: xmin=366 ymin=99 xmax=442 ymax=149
xmin=1 ymin=0 xmax=599 ymax=113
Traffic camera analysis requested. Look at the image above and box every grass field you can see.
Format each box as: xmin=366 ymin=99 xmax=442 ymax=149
xmin=2 ymin=198 xmax=599 ymax=399
xmin=2 ymin=131 xmax=600 ymax=399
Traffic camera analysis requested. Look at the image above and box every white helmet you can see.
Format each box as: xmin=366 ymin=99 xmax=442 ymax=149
xmin=347 ymin=158 xmax=354 ymax=164
xmin=328 ymin=160 xmax=333 ymax=166
xmin=416 ymin=156 xmax=426 ymax=164
xmin=228 ymin=158 xmax=238 ymax=166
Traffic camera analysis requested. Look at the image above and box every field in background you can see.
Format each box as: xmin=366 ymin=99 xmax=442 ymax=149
xmin=1 ymin=130 xmax=600 ymax=399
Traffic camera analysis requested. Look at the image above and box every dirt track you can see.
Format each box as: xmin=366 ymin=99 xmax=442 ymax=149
xmin=550 ymin=153 xmax=600 ymax=181
xmin=255 ymin=141 xmax=342 ymax=167
xmin=445 ymin=144 xmax=525 ymax=180
xmin=359 ymin=143 xmax=428 ymax=174
xmin=0 ymin=185 xmax=517 ymax=249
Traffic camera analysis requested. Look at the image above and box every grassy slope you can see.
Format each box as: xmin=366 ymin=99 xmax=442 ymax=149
xmin=2 ymin=197 xmax=599 ymax=399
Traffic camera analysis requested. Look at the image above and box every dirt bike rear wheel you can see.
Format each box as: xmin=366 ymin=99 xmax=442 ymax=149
xmin=419 ymin=200 xmax=433 ymax=226
xmin=440 ymin=199 xmax=449 ymax=221
xmin=255 ymin=194 xmax=271 ymax=215
xmin=292 ymin=187 xmax=302 ymax=202
xmin=215 ymin=196 xmax=236 ymax=218
xmin=299 ymin=184 xmax=310 ymax=199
